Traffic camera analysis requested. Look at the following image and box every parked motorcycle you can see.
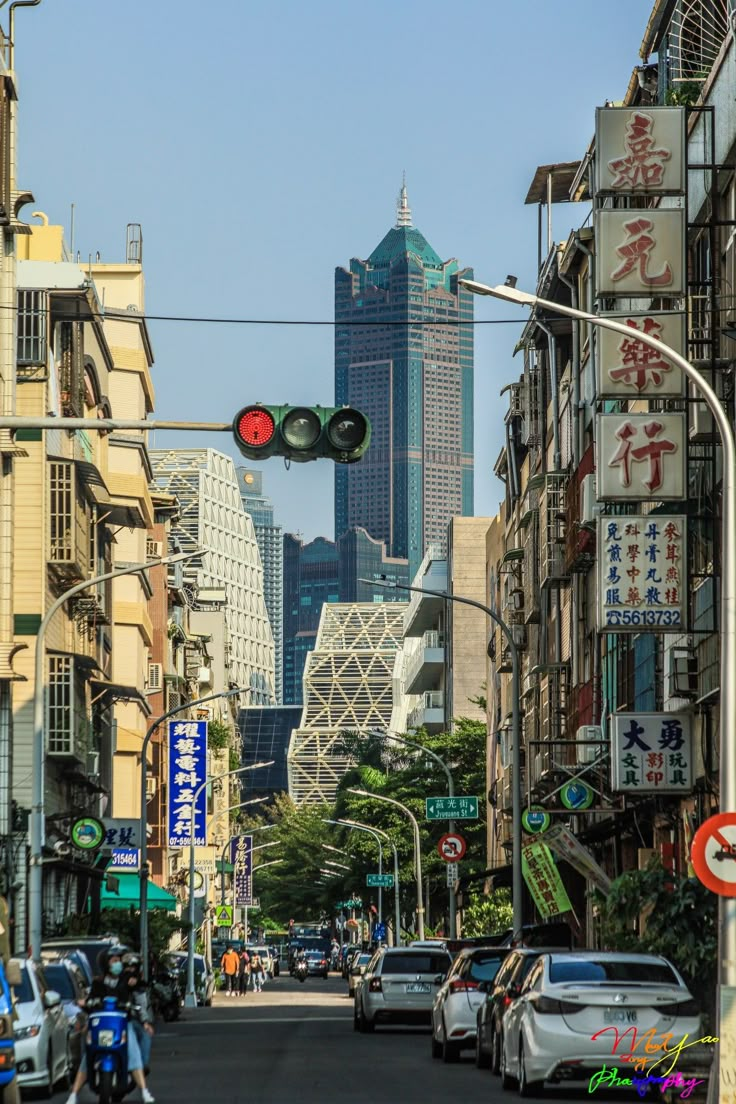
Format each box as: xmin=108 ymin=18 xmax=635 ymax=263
xmin=294 ymin=959 xmax=308 ymax=983
xmin=151 ymin=961 xmax=182 ymax=1022
xmin=85 ymin=996 xmax=134 ymax=1104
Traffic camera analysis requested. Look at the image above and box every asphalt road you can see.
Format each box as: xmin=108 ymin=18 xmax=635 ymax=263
xmin=41 ymin=973 xmax=707 ymax=1104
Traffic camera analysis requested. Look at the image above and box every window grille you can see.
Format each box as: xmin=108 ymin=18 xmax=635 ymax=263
xmin=17 ymin=290 xmax=48 ymax=367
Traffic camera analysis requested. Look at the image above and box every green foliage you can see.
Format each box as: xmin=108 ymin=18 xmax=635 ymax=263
xmin=228 ymin=746 xmax=240 ymax=773
xmin=462 ymin=889 xmax=513 ymax=937
xmin=208 ymin=718 xmax=232 ymax=751
xmin=665 ymin=79 xmax=705 ymax=106
xmin=63 ymin=908 xmax=188 ymax=961
xmin=593 ymin=860 xmax=716 ymax=1024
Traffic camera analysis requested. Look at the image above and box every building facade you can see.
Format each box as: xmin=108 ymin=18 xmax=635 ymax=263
xmin=236 ymin=468 xmax=283 ymax=704
xmin=335 ymin=183 xmax=474 ymax=576
xmin=287 ymin=602 xmax=406 ymax=804
xmin=236 ymin=705 xmax=301 ymax=800
xmin=150 ymin=449 xmax=275 ymax=706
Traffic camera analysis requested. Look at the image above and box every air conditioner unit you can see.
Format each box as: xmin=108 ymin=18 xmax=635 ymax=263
xmin=147 ymin=662 xmax=162 ymax=691
xmin=145 ymin=777 xmax=157 ymax=798
xmin=146 ymin=539 xmax=163 ymax=560
xmin=197 ymin=666 xmax=212 ymax=684
xmin=87 ymin=751 xmax=100 ymax=777
xmin=576 ymin=724 xmax=603 ymax=764
xmin=511 ymin=624 xmax=527 ymax=649
xmin=580 ymin=474 xmax=599 ymax=528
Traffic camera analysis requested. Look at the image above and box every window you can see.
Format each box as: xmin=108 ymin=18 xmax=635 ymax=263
xmin=548 ymin=958 xmax=678 ymax=986
xmin=17 ymin=289 xmax=48 ymax=367
xmin=469 ymin=954 xmax=507 ymax=982
xmin=380 ymin=953 xmax=450 ymax=975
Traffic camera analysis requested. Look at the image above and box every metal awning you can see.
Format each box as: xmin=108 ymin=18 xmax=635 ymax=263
xmin=525 ymin=162 xmax=583 ymax=205
xmin=90 ymin=679 xmax=151 ymax=714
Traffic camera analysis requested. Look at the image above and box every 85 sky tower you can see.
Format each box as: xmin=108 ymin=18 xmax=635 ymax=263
xmin=334 ymin=182 xmax=474 ymax=576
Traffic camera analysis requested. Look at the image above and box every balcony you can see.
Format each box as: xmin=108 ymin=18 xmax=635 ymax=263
xmin=408 ymin=691 xmax=445 ymax=733
xmin=404 ymin=552 xmax=447 ymax=637
xmin=48 ymin=461 xmax=91 ymax=593
xmin=404 ymin=631 xmax=445 ymax=694
xmin=539 ymin=474 xmax=570 ymax=589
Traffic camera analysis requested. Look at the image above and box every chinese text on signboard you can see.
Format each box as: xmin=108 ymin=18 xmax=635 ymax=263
xmin=611 ymin=713 xmax=692 ymax=793
xmin=596 ymin=415 xmax=686 ymax=501
xmin=596 ymin=312 xmax=685 ymax=399
xmin=230 ymin=835 xmax=253 ymax=907
xmin=167 ymin=720 xmax=208 ymax=848
xmin=598 ymin=516 xmax=685 ymax=630
xmin=521 ymin=842 xmax=572 ymax=919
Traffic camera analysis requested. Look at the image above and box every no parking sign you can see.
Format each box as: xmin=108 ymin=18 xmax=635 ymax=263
xmin=691 ymin=813 xmax=736 ymax=896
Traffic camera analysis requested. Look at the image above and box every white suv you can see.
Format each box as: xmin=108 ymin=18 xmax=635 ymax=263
xmin=354 ymin=947 xmax=452 ymax=1033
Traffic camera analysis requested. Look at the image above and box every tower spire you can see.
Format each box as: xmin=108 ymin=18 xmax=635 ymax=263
xmin=395 ymin=172 xmax=412 ymax=228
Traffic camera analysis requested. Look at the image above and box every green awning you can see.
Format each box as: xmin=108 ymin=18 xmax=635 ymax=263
xmin=100 ymin=873 xmax=178 ymax=913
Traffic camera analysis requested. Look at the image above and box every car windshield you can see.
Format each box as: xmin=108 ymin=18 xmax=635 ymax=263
xmin=469 ymin=956 xmax=506 ymax=982
xmin=11 ymin=966 xmax=34 ymax=1004
xmin=549 ymin=959 xmax=679 ymax=986
xmin=381 ymin=953 xmax=449 ymax=975
xmin=305 ymin=951 xmax=323 ymax=959
xmin=41 ymin=965 xmax=76 ymax=999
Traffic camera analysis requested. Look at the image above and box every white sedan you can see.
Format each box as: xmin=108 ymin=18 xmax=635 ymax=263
xmin=431 ymin=946 xmax=508 ymax=1062
xmin=12 ymin=959 xmax=70 ymax=1093
xmin=500 ymin=951 xmax=703 ymax=1096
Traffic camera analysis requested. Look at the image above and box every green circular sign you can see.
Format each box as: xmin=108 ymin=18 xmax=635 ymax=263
xmin=560 ymin=781 xmax=594 ymax=811
xmin=70 ymin=817 xmax=105 ymax=851
xmin=522 ymin=806 xmax=551 ymax=834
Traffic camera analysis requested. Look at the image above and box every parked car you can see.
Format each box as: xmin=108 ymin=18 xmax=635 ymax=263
xmin=431 ymin=946 xmax=509 ymax=1062
xmin=340 ymin=945 xmax=361 ymax=980
xmin=168 ymin=952 xmax=215 ymax=1007
xmin=353 ymin=946 xmax=452 ymax=1032
xmin=500 ymin=951 xmax=702 ymax=1094
xmin=42 ymin=947 xmax=95 ymax=989
xmin=347 ymin=953 xmax=372 ymax=998
xmin=11 ymin=959 xmax=70 ymax=1094
xmin=304 ymin=950 xmax=329 ymax=979
xmin=42 ymin=936 xmax=121 ymax=984
xmin=476 ymin=947 xmax=568 ymax=1073
xmin=38 ymin=959 xmax=89 ymax=1073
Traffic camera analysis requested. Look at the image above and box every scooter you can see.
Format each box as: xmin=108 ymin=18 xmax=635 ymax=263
xmin=151 ymin=966 xmax=181 ymax=1022
xmin=294 ymin=959 xmax=308 ymax=983
xmin=85 ymin=997 xmax=134 ymax=1104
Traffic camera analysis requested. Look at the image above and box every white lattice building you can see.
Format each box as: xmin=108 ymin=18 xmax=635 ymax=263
xmin=287 ymin=602 xmax=407 ymax=804
xmin=149 ymin=449 xmax=275 ymax=704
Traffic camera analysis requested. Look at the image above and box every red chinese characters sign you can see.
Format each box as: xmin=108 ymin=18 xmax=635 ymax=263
xmin=595 ymin=210 xmax=685 ymax=298
xmin=597 ymin=514 xmax=686 ymax=631
xmin=596 ymin=414 xmax=686 ymax=501
xmin=595 ymin=107 xmax=686 ymax=195
xmin=597 ymin=312 xmax=685 ymax=398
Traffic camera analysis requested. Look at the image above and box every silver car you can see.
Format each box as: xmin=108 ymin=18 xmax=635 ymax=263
xmin=354 ymin=947 xmax=452 ymax=1033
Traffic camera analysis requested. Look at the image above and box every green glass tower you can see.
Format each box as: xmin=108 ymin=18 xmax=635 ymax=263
xmin=335 ymin=182 xmax=474 ymax=576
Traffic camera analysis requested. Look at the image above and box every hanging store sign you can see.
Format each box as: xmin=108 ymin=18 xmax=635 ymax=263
xmin=596 ymin=414 xmax=686 ymax=501
xmin=559 ymin=781 xmax=595 ymax=811
xmin=596 ymin=312 xmax=686 ymax=399
xmin=167 ymin=719 xmax=208 ymax=848
xmin=598 ymin=515 xmax=686 ymax=631
xmin=595 ymin=106 xmax=686 ymax=196
xmin=521 ymin=842 xmax=572 ymax=920
xmin=611 ymin=712 xmax=693 ymax=793
xmin=230 ymin=834 xmax=253 ymax=907
xmin=522 ymin=807 xmax=551 ymax=835
xmin=543 ymin=824 xmax=612 ymax=896
xmin=595 ymin=210 xmax=685 ymax=298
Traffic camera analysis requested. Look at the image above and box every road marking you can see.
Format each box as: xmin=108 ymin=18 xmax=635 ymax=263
xmin=188 ymin=1016 xmax=351 ymax=1025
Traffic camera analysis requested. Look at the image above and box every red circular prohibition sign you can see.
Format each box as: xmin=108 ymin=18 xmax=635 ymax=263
xmin=691 ymin=812 xmax=736 ymax=897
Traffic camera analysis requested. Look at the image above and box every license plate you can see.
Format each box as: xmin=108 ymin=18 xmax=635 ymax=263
xmin=603 ymin=1009 xmax=638 ymax=1024
xmin=97 ymin=1029 xmax=115 ymax=1047
xmin=405 ymin=983 xmax=431 ymax=994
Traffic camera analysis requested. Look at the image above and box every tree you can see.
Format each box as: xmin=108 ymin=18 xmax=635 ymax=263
xmin=461 ymin=888 xmax=512 ymax=937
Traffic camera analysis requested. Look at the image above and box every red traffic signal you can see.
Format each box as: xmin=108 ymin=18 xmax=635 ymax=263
xmin=236 ymin=407 xmax=276 ymax=448
xmin=232 ymin=403 xmax=371 ymax=464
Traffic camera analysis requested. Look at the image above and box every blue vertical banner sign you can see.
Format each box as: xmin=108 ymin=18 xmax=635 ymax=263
xmin=230 ymin=835 xmax=253 ymax=906
xmin=167 ymin=720 xmax=208 ymax=848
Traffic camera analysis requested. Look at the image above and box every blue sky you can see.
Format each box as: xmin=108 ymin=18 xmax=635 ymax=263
xmin=18 ymin=0 xmax=646 ymax=543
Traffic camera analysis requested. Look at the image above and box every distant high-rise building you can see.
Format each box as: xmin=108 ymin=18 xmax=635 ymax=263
xmin=237 ymin=705 xmax=302 ymax=800
xmin=237 ymin=468 xmax=283 ymax=703
xmin=335 ymin=182 xmax=474 ymax=577
xmin=282 ymin=529 xmax=409 ymax=706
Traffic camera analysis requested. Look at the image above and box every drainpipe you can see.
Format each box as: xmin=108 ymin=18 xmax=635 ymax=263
xmin=535 ymin=320 xmax=561 ymax=473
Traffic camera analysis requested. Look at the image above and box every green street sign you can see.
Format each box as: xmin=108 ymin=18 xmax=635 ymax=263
xmin=366 ymin=874 xmax=394 ymax=888
xmin=70 ymin=817 xmax=105 ymax=851
xmin=215 ymin=904 xmax=233 ymax=927
xmin=336 ymin=897 xmax=362 ymax=909
xmin=426 ymin=796 xmax=478 ymax=821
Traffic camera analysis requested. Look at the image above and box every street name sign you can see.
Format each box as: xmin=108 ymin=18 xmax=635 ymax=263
xmin=446 ymin=863 xmax=459 ymax=887
xmin=426 ymin=796 xmax=478 ymax=821
xmin=366 ymin=874 xmax=394 ymax=888
xmin=691 ymin=813 xmax=736 ymax=897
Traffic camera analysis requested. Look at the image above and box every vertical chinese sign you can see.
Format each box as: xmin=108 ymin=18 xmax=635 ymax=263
xmin=230 ymin=835 xmax=253 ymax=907
xmin=611 ymin=713 xmax=692 ymax=793
xmin=521 ymin=842 xmax=572 ymax=919
xmin=597 ymin=515 xmax=685 ymax=630
xmin=167 ymin=720 xmax=208 ymax=848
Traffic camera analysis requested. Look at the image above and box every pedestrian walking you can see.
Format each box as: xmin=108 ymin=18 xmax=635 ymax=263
xmin=238 ymin=949 xmax=250 ymax=996
xmin=250 ymin=951 xmax=265 ymax=993
xmin=220 ymin=945 xmax=240 ymax=997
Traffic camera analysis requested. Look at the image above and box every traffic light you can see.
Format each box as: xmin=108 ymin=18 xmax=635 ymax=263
xmin=232 ymin=403 xmax=371 ymax=464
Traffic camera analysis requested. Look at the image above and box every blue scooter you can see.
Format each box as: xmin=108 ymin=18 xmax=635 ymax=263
xmin=85 ymin=997 xmax=134 ymax=1104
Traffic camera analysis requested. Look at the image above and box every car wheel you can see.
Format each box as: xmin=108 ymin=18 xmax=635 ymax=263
xmin=491 ymin=1021 xmax=501 ymax=1075
xmin=39 ymin=1045 xmax=53 ymax=1098
xmin=431 ymin=1029 xmax=442 ymax=1059
xmin=475 ymin=1027 xmax=491 ymax=1069
xmin=518 ymin=1040 xmax=543 ymax=1098
xmin=441 ymin=1018 xmax=460 ymax=1064
xmin=500 ymin=1031 xmax=516 ymax=1091
xmin=358 ymin=1001 xmax=374 ymax=1034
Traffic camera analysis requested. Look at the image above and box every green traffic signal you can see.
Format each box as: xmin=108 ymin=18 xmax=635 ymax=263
xmin=232 ymin=403 xmax=371 ymax=464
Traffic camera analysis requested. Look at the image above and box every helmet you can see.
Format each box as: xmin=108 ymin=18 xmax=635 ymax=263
xmin=97 ymin=944 xmax=129 ymax=973
xmin=122 ymin=952 xmax=141 ymax=968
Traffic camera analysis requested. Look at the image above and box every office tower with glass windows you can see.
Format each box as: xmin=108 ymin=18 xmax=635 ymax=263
xmin=237 ymin=468 xmax=283 ymax=703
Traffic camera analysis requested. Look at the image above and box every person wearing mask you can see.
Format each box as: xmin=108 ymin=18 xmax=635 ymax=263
xmin=123 ymin=953 xmax=154 ymax=1072
xmin=238 ymin=948 xmax=250 ymax=996
xmin=250 ymin=951 xmax=265 ymax=993
xmin=65 ymin=945 xmax=154 ymax=1104
xmin=220 ymin=945 xmax=240 ymax=997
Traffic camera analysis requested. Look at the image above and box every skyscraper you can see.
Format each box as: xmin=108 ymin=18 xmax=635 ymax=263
xmin=237 ymin=468 xmax=283 ymax=704
xmin=335 ymin=182 xmax=474 ymax=576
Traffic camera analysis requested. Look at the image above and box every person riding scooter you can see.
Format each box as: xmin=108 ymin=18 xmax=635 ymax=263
xmin=65 ymin=945 xmax=155 ymax=1104
xmin=122 ymin=953 xmax=154 ymax=1074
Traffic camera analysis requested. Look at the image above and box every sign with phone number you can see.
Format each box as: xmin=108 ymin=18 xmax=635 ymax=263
xmin=597 ymin=515 xmax=685 ymax=632
xmin=109 ymin=847 xmax=140 ymax=871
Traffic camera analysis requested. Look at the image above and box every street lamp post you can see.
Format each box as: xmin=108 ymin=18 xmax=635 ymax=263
xmin=185 ymin=761 xmax=274 ymax=1007
xmin=365 ymin=579 xmax=522 ymax=936
xmin=29 ymin=549 xmax=198 ymax=962
xmin=323 ymin=839 xmax=383 ymax=923
xmin=347 ymin=789 xmax=425 ymax=941
xmin=323 ymin=819 xmax=401 ymax=945
xmin=460 ymin=276 xmax=736 ymax=1093
xmin=139 ymin=686 xmax=246 ymax=976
